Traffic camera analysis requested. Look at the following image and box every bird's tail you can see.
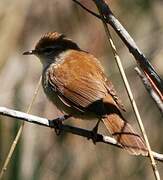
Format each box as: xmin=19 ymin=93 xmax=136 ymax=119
xmin=102 ymin=114 xmax=147 ymax=156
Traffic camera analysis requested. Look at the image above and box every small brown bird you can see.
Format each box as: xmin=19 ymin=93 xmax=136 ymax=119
xmin=23 ymin=32 xmax=147 ymax=156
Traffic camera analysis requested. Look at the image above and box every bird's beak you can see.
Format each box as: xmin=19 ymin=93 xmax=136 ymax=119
xmin=23 ymin=50 xmax=36 ymax=55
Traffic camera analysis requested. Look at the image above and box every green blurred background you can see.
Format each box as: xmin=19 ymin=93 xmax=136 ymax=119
xmin=0 ymin=0 xmax=163 ymax=179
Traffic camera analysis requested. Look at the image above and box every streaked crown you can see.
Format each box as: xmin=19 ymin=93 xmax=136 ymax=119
xmin=23 ymin=32 xmax=80 ymax=66
xmin=35 ymin=32 xmax=79 ymax=52
xmin=35 ymin=32 xmax=64 ymax=50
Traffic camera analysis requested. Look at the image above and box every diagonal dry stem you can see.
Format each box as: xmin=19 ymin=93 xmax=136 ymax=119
xmin=93 ymin=1 xmax=160 ymax=180
xmin=135 ymin=67 xmax=163 ymax=113
xmin=0 ymin=76 xmax=42 ymax=179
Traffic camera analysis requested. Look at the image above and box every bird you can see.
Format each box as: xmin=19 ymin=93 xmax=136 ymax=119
xmin=23 ymin=31 xmax=147 ymax=156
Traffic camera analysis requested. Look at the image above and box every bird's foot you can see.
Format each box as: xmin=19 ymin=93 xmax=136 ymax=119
xmin=88 ymin=120 xmax=100 ymax=144
xmin=51 ymin=115 xmax=71 ymax=135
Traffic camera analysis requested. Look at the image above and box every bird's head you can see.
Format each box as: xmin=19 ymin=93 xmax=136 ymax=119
xmin=23 ymin=32 xmax=80 ymax=66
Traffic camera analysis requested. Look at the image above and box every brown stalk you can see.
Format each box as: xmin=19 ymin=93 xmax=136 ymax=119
xmin=91 ymin=1 xmax=160 ymax=179
xmin=0 ymin=76 xmax=42 ymax=179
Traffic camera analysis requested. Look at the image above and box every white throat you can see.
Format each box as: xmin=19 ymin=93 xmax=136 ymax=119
xmin=40 ymin=49 xmax=72 ymax=69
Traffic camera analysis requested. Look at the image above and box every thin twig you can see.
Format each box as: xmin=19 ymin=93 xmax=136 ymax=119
xmin=135 ymin=67 xmax=163 ymax=113
xmin=0 ymin=106 xmax=163 ymax=162
xmin=0 ymin=76 xmax=42 ymax=179
xmin=72 ymin=0 xmax=163 ymax=102
xmin=92 ymin=0 xmax=160 ymax=179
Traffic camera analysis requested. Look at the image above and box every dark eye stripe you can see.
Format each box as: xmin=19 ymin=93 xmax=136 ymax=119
xmin=44 ymin=48 xmax=54 ymax=52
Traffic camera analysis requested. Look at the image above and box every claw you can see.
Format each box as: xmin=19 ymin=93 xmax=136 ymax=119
xmin=51 ymin=114 xmax=71 ymax=135
xmin=54 ymin=119 xmax=63 ymax=135
xmin=88 ymin=120 xmax=101 ymax=144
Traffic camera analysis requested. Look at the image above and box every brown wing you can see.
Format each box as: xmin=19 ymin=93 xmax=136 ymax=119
xmin=105 ymin=79 xmax=126 ymax=111
xmin=48 ymin=50 xmax=108 ymax=110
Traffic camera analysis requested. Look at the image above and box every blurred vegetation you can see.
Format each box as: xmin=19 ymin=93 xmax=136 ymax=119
xmin=0 ymin=0 xmax=163 ymax=179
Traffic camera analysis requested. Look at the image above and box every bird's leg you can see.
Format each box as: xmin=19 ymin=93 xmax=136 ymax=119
xmin=89 ymin=119 xmax=101 ymax=144
xmin=50 ymin=114 xmax=71 ymax=135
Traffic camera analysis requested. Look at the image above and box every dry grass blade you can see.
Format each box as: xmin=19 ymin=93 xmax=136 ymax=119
xmin=0 ymin=76 xmax=42 ymax=179
xmin=93 ymin=0 xmax=160 ymax=179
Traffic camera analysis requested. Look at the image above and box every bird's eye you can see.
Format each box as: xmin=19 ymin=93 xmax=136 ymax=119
xmin=44 ymin=47 xmax=54 ymax=53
